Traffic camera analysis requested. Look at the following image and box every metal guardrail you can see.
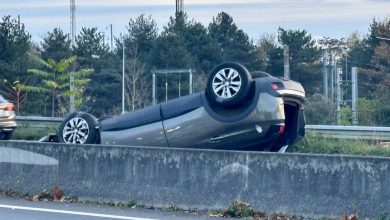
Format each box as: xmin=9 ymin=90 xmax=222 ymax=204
xmin=15 ymin=116 xmax=390 ymax=141
xmin=305 ymin=125 xmax=390 ymax=141
xmin=16 ymin=116 xmax=63 ymax=128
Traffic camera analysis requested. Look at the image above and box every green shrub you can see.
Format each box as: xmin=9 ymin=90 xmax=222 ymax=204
xmin=289 ymin=134 xmax=390 ymax=157
xmin=224 ymin=200 xmax=254 ymax=218
xmin=11 ymin=126 xmax=57 ymax=141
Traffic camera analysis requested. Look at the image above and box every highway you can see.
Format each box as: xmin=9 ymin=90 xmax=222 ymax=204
xmin=0 ymin=197 xmax=228 ymax=220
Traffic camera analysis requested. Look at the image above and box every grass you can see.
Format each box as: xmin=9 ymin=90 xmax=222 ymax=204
xmin=11 ymin=126 xmax=58 ymax=141
xmin=289 ymin=133 xmax=390 ymax=157
xmin=207 ymin=200 xmax=303 ymax=219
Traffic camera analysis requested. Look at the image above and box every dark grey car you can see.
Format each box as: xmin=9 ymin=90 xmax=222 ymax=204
xmin=57 ymin=62 xmax=305 ymax=152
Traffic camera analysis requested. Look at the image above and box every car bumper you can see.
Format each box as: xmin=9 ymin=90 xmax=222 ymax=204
xmin=0 ymin=119 xmax=17 ymax=132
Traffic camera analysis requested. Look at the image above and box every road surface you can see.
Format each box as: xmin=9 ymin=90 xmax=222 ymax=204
xmin=0 ymin=197 xmax=230 ymax=220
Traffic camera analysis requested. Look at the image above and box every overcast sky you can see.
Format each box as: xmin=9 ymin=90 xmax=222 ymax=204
xmin=2 ymin=0 xmax=390 ymax=43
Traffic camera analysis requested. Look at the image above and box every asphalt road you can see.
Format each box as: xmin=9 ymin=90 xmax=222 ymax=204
xmin=0 ymin=197 xmax=230 ymax=220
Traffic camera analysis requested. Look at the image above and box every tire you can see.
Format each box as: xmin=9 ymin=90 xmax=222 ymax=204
xmin=1 ymin=131 xmax=13 ymax=140
xmin=58 ymin=112 xmax=98 ymax=144
xmin=206 ymin=62 xmax=252 ymax=106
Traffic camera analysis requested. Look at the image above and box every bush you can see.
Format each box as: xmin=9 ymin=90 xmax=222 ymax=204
xmin=224 ymin=200 xmax=254 ymax=218
xmin=289 ymin=134 xmax=390 ymax=157
xmin=11 ymin=126 xmax=57 ymax=141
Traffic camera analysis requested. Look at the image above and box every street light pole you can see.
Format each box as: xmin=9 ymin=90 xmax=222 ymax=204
xmin=122 ymin=40 xmax=125 ymax=114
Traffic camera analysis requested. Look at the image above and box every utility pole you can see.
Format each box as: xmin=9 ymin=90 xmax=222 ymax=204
xmin=176 ymin=0 xmax=183 ymax=14
xmin=336 ymin=67 xmax=342 ymax=124
xmin=104 ymin=24 xmax=114 ymax=52
xmin=70 ymin=0 xmax=76 ymax=44
xmin=323 ymin=50 xmax=329 ymax=99
xmin=283 ymin=45 xmax=290 ymax=79
xmin=122 ymin=40 xmax=125 ymax=114
xmin=17 ymin=15 xmax=20 ymax=31
xmin=110 ymin=24 xmax=113 ymax=52
xmin=330 ymin=51 xmax=335 ymax=102
xmin=69 ymin=0 xmax=76 ymax=112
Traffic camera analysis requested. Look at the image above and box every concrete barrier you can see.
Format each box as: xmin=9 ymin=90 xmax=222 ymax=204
xmin=0 ymin=140 xmax=389 ymax=218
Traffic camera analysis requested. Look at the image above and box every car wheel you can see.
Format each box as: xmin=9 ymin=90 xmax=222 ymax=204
xmin=1 ymin=131 xmax=13 ymax=140
xmin=59 ymin=112 xmax=98 ymax=144
xmin=206 ymin=62 xmax=252 ymax=106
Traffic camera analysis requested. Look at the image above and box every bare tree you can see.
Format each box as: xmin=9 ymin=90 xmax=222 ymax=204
xmin=124 ymin=50 xmax=150 ymax=111
xmin=0 ymin=80 xmax=26 ymax=115
xmin=0 ymin=78 xmax=46 ymax=115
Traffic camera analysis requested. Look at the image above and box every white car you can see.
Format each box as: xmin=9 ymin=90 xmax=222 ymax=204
xmin=0 ymin=95 xmax=17 ymax=140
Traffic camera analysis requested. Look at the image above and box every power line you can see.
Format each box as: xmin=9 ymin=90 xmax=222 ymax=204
xmin=70 ymin=0 xmax=76 ymax=112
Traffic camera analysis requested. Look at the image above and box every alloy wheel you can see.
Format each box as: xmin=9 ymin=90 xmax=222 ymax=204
xmin=212 ymin=68 xmax=242 ymax=99
xmin=62 ymin=117 xmax=89 ymax=144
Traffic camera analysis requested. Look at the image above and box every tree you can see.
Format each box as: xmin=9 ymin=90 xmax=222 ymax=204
xmin=82 ymin=61 xmax=121 ymax=117
xmin=72 ymin=27 xmax=122 ymax=117
xmin=357 ymin=98 xmax=380 ymax=126
xmin=0 ymin=15 xmax=31 ymax=77
xmin=41 ymin=28 xmax=71 ymax=62
xmin=366 ymin=17 xmax=390 ymax=55
xmin=27 ymin=55 xmax=93 ymax=116
xmin=0 ymin=79 xmax=44 ymax=115
xmin=117 ymin=15 xmax=158 ymax=111
xmin=371 ymin=41 xmax=390 ymax=73
xmin=125 ymin=54 xmax=149 ymax=111
xmin=208 ymin=12 xmax=257 ymax=69
xmin=183 ymin=21 xmax=220 ymax=74
xmin=343 ymin=32 xmax=370 ymax=70
xmin=348 ymin=17 xmax=390 ymax=125
xmin=304 ymin=94 xmax=336 ymax=125
xmin=151 ymin=13 xmax=194 ymax=69
xmin=255 ymin=34 xmax=283 ymax=75
xmin=150 ymin=13 xmax=199 ymax=102
xmin=74 ymin=27 xmax=109 ymax=70
xmin=277 ymin=27 xmax=322 ymax=95
xmin=370 ymin=40 xmax=390 ymax=126
xmin=349 ymin=18 xmax=389 ymax=98
xmin=0 ymin=15 xmax=34 ymax=115
xmin=122 ymin=14 xmax=158 ymax=66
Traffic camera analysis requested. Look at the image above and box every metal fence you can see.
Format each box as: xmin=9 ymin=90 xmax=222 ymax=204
xmin=305 ymin=125 xmax=390 ymax=141
xmin=16 ymin=116 xmax=63 ymax=128
xmin=15 ymin=116 xmax=390 ymax=141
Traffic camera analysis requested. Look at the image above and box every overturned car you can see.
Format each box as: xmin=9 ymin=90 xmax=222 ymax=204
xmin=56 ymin=62 xmax=305 ymax=152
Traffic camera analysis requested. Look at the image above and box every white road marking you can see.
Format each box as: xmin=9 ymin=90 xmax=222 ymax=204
xmin=0 ymin=204 xmax=159 ymax=220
